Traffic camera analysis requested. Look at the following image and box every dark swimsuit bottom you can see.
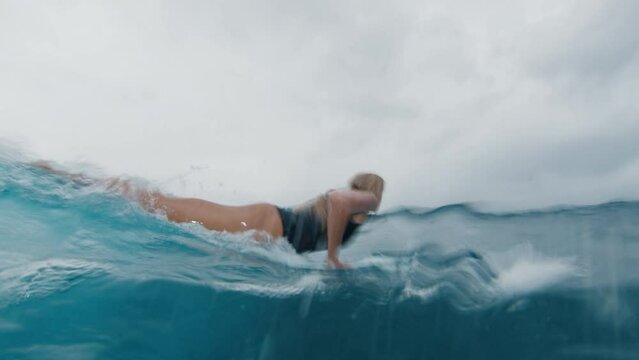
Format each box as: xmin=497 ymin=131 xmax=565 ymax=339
xmin=276 ymin=207 xmax=361 ymax=253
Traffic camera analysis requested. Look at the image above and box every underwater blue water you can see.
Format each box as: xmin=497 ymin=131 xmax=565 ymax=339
xmin=1 ymin=158 xmax=639 ymax=359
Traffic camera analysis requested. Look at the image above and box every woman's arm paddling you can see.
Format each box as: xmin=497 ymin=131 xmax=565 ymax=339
xmin=326 ymin=190 xmax=379 ymax=269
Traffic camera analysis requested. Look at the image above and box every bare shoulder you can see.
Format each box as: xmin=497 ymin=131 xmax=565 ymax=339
xmin=327 ymin=189 xmax=378 ymax=214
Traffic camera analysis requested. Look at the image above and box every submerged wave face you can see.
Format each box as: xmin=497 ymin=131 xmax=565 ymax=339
xmin=1 ymin=159 xmax=639 ymax=359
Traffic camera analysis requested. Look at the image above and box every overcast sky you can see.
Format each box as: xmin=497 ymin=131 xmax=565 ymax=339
xmin=1 ymin=0 xmax=638 ymax=210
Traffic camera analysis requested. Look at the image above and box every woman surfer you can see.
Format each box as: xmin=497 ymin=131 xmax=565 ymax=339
xmin=32 ymin=161 xmax=384 ymax=269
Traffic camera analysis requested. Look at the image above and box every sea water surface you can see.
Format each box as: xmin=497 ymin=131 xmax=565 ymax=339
xmin=1 ymin=158 xmax=638 ymax=359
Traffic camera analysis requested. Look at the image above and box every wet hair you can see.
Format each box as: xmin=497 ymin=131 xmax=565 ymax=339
xmin=310 ymin=173 xmax=385 ymax=229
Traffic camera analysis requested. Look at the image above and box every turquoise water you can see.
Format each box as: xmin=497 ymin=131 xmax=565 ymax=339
xmin=1 ymin=159 xmax=638 ymax=359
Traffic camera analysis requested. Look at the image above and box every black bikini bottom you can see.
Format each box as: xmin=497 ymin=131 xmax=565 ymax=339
xmin=276 ymin=207 xmax=325 ymax=253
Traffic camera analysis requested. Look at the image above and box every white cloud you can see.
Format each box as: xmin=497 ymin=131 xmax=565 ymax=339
xmin=1 ymin=0 xmax=638 ymax=210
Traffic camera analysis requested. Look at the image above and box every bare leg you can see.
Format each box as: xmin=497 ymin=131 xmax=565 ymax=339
xmin=103 ymin=178 xmax=283 ymax=237
xmin=32 ymin=161 xmax=284 ymax=238
xmin=31 ymin=160 xmax=96 ymax=185
xmin=149 ymin=194 xmax=284 ymax=238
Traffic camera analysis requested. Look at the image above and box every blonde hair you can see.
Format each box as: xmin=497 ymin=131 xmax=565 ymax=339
xmin=349 ymin=173 xmax=385 ymax=200
xmin=311 ymin=173 xmax=385 ymax=229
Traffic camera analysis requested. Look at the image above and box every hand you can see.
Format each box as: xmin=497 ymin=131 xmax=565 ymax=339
xmin=327 ymin=256 xmax=351 ymax=270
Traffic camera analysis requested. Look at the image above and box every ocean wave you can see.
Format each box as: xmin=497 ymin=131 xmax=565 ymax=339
xmin=0 ymin=158 xmax=622 ymax=305
xmin=2 ymin=157 xmax=638 ymax=359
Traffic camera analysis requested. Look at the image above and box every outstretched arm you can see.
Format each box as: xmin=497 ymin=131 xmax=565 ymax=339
xmin=326 ymin=190 xmax=379 ymax=269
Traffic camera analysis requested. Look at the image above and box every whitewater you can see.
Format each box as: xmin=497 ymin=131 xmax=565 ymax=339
xmin=1 ymin=156 xmax=638 ymax=359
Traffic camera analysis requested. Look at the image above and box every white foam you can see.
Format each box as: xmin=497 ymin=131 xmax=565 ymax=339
xmin=401 ymin=284 xmax=441 ymax=302
xmin=497 ymin=257 xmax=579 ymax=295
xmin=351 ymin=255 xmax=397 ymax=271
xmin=207 ymin=273 xmax=326 ymax=297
